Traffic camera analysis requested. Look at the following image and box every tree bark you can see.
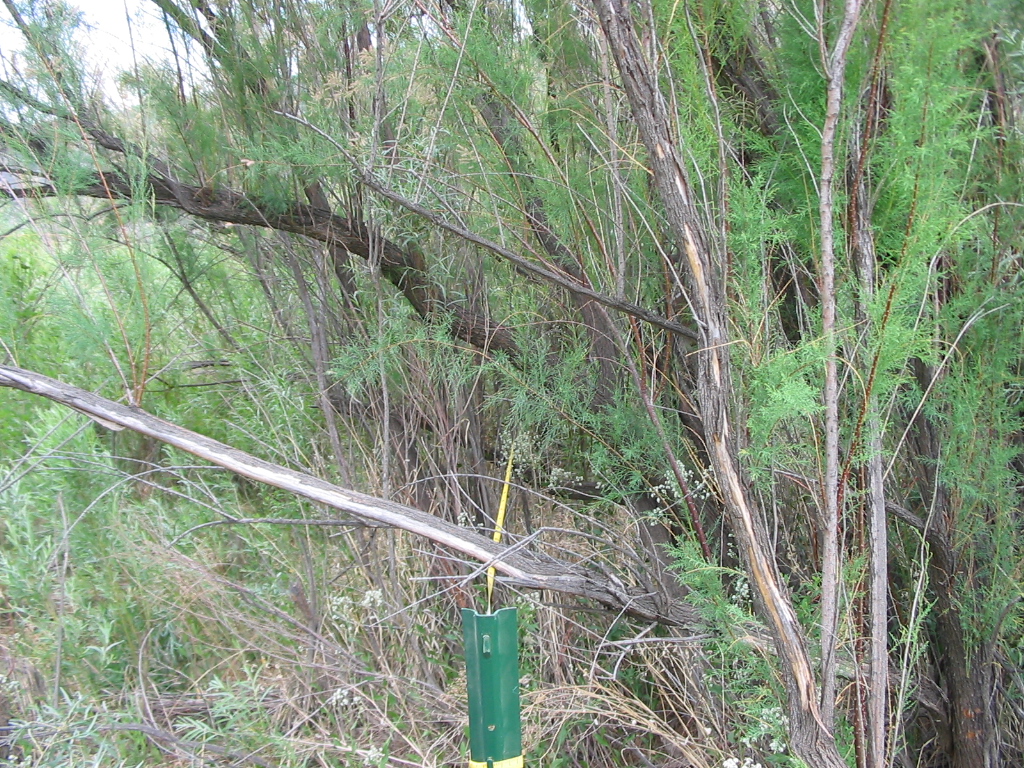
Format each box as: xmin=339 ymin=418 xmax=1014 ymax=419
xmin=848 ymin=60 xmax=891 ymax=765
xmin=0 ymin=363 xmax=701 ymax=630
xmin=818 ymin=0 xmax=863 ymax=724
xmin=908 ymin=363 xmax=999 ymax=768
xmin=589 ymin=2 xmax=844 ymax=764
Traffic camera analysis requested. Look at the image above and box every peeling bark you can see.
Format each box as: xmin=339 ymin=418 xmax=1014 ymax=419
xmin=589 ymin=2 xmax=844 ymax=764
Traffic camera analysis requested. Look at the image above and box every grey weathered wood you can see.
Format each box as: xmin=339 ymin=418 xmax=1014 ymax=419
xmin=0 ymin=364 xmax=698 ymax=629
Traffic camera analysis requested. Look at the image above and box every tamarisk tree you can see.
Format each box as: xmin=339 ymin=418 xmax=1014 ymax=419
xmin=1 ymin=0 xmax=1022 ymax=766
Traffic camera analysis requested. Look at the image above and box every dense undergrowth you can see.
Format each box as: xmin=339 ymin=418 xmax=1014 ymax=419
xmin=1 ymin=0 xmax=1024 ymax=766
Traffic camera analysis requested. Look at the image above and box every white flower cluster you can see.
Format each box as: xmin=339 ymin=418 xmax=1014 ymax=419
xmin=761 ymin=705 xmax=788 ymax=730
xmin=363 ymin=745 xmax=385 ymax=765
xmin=649 ymin=461 xmax=712 ymax=510
xmin=722 ymin=758 xmax=763 ymax=768
xmin=547 ymin=465 xmax=583 ymax=488
xmin=502 ymin=429 xmax=543 ymax=471
xmin=731 ymin=574 xmax=751 ymax=606
xmin=327 ymin=589 xmax=385 ymax=623
xmin=737 ymin=703 xmax=789 ymax=752
xmin=328 ymin=593 xmax=354 ymax=622
xmin=328 ymin=686 xmax=355 ymax=707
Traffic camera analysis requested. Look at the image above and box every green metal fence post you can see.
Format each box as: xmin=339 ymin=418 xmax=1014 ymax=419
xmin=462 ymin=606 xmax=523 ymax=768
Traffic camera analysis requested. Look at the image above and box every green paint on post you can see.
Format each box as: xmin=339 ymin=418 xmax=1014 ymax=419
xmin=462 ymin=607 xmax=522 ymax=766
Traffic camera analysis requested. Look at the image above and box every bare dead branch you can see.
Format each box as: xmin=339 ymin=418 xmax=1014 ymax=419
xmin=0 ymin=363 xmax=700 ymax=629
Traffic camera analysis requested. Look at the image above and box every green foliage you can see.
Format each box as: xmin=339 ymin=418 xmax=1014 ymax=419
xmin=1 ymin=0 xmax=1024 ymax=765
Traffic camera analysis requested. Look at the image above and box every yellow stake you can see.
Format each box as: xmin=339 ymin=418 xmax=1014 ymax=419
xmin=487 ymin=448 xmax=515 ymax=613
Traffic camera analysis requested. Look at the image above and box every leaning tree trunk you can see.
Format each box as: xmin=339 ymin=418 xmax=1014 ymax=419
xmin=589 ymin=2 xmax=845 ymax=765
